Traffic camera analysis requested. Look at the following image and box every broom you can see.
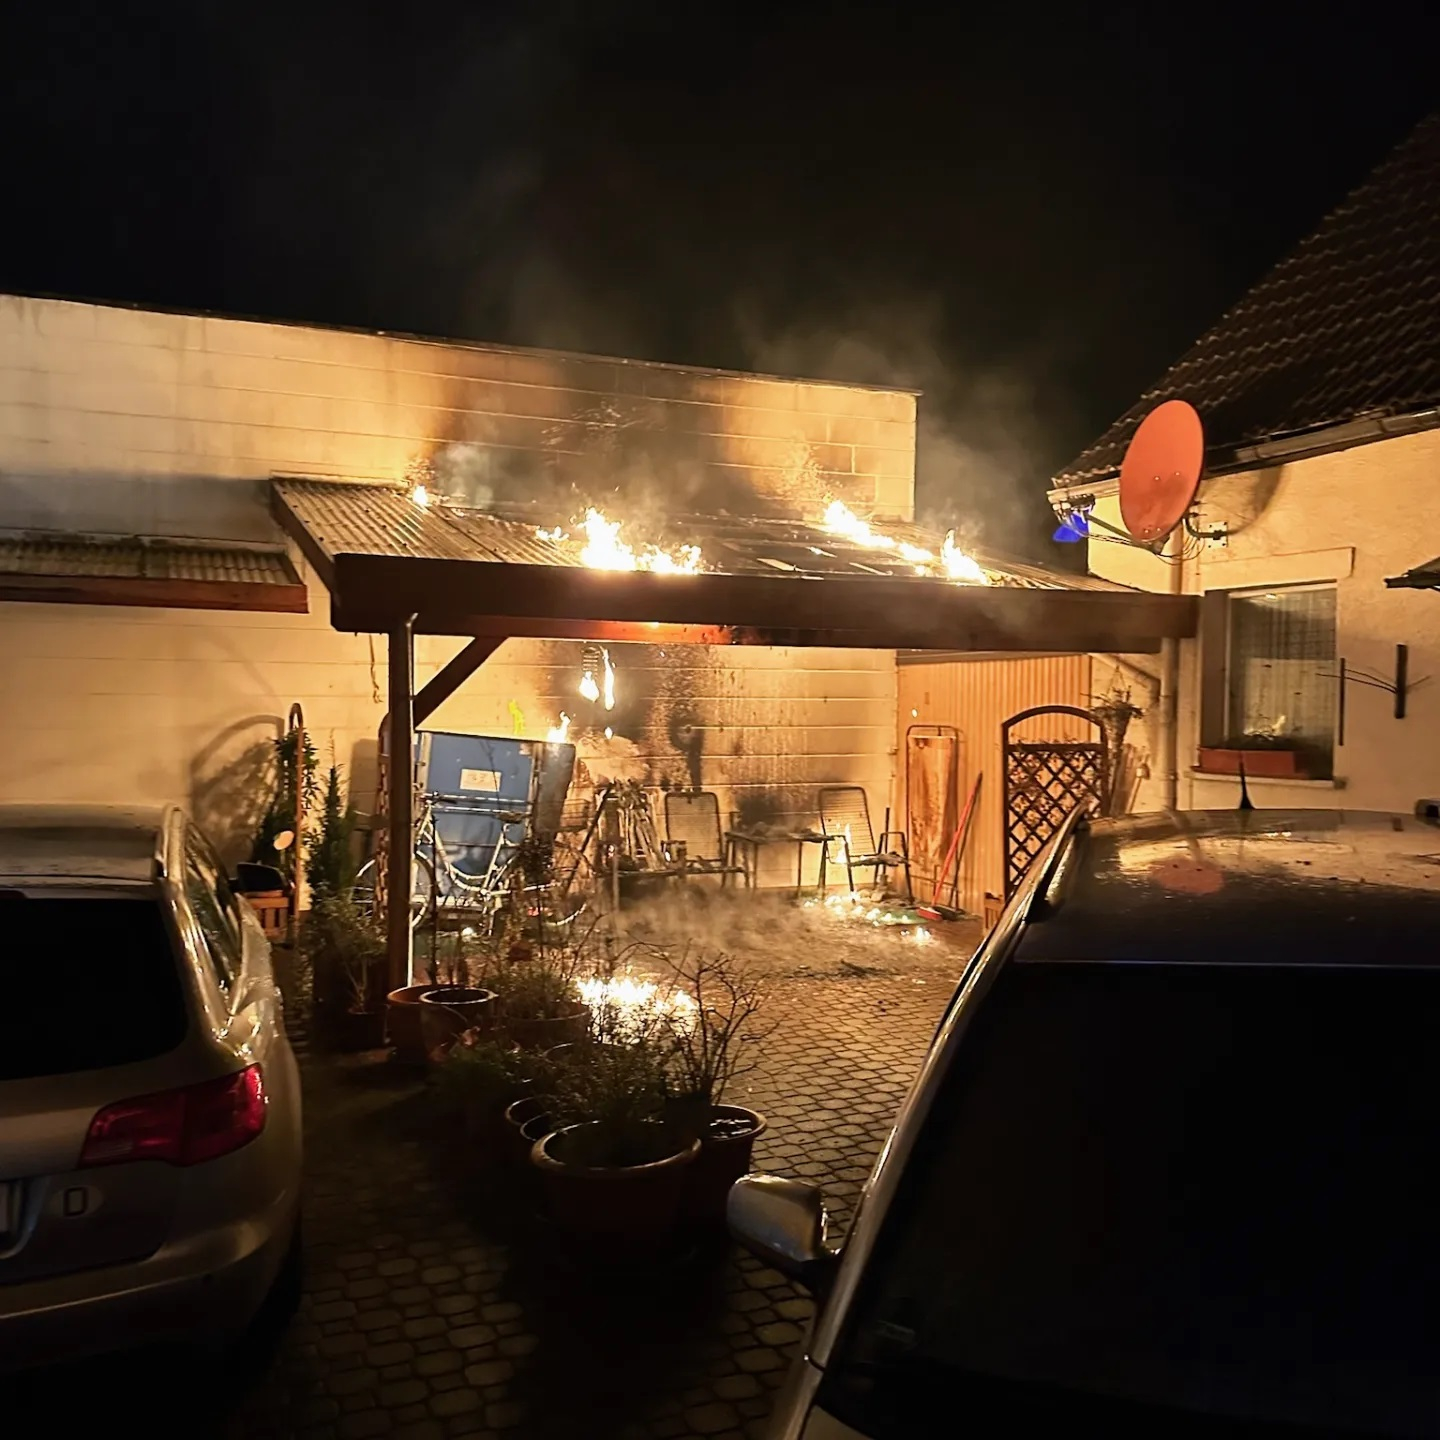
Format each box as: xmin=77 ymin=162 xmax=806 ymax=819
xmin=916 ymin=771 xmax=982 ymax=922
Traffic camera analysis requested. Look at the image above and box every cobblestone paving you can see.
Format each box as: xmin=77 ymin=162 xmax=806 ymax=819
xmin=7 ymin=911 xmax=975 ymax=1440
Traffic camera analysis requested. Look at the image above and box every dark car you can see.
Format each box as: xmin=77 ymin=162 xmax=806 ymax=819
xmin=731 ymin=807 xmax=1440 ymax=1439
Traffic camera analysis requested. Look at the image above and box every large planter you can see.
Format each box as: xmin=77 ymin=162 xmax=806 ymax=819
xmin=503 ymin=1094 xmax=554 ymax=1166
xmin=420 ymin=986 xmax=497 ymax=1061
xmin=386 ymin=984 xmax=435 ymax=1065
xmin=1197 ymin=746 xmax=1307 ymax=779
xmin=681 ymin=1105 xmax=767 ymax=1225
xmin=498 ymin=1004 xmax=591 ymax=1051
xmin=530 ymin=1123 xmax=700 ymax=1241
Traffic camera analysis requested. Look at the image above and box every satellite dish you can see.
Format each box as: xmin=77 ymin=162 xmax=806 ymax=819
xmin=1118 ymin=399 xmax=1204 ymax=546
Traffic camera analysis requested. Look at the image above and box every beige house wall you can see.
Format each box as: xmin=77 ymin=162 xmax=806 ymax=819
xmin=1085 ymin=427 xmax=1440 ymax=814
xmin=0 ymin=296 xmax=912 ymax=872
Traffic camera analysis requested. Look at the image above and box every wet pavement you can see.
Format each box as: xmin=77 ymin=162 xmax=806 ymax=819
xmin=7 ymin=900 xmax=976 ymax=1439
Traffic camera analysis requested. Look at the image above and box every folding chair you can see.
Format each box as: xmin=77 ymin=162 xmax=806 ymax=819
xmin=663 ymin=791 xmax=747 ymax=888
xmin=817 ymin=785 xmax=913 ymax=900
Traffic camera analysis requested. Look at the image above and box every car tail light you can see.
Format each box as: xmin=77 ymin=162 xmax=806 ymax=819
xmin=79 ymin=1065 xmax=267 ymax=1168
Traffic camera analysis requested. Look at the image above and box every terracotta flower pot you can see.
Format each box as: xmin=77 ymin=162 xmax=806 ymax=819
xmin=682 ymin=1105 xmax=767 ymax=1225
xmin=530 ymin=1123 xmax=700 ymax=1241
xmin=503 ymin=1094 xmax=554 ymax=1166
xmin=419 ymin=986 xmax=497 ymax=1061
xmin=386 ymin=984 xmax=434 ymax=1065
xmin=499 ymin=1004 xmax=591 ymax=1051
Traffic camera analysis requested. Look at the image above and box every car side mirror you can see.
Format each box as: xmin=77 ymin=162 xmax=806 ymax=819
xmin=728 ymin=1174 xmax=838 ymax=1295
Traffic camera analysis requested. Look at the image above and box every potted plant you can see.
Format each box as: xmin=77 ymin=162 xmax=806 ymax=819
xmin=250 ymin=728 xmax=319 ymax=890
xmin=302 ymin=891 xmax=387 ymax=1051
xmin=470 ymin=926 xmax=590 ymax=1050
xmin=434 ymin=1032 xmax=529 ymax=1152
xmin=529 ymin=1020 xmax=699 ymax=1244
xmin=1090 ymin=680 xmax=1146 ymax=816
xmin=655 ymin=945 xmax=773 ymax=1226
xmin=418 ymin=983 xmax=498 ymax=1062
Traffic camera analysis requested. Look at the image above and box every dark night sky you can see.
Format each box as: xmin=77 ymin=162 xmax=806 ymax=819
xmin=4 ymin=2 xmax=1438 ymax=554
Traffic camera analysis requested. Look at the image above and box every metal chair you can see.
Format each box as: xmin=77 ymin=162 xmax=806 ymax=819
xmin=817 ymin=786 xmax=913 ymax=900
xmin=663 ymin=791 xmax=747 ymax=887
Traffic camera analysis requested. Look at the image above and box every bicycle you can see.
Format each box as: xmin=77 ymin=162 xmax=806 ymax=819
xmin=355 ymin=791 xmax=583 ymax=936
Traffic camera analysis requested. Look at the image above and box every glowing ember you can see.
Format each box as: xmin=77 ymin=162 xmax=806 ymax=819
xmin=822 ymin=501 xmax=989 ymax=586
xmin=546 ymin=712 xmax=572 ymax=743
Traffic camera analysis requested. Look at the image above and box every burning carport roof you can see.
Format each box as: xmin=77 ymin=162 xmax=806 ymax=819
xmin=272 ymin=478 xmax=1196 ymax=654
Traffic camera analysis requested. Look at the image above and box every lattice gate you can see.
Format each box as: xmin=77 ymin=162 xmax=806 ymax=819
xmin=1002 ymin=704 xmax=1108 ymax=899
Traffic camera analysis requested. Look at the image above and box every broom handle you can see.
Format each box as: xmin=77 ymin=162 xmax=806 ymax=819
xmin=937 ymin=771 xmax=983 ymax=906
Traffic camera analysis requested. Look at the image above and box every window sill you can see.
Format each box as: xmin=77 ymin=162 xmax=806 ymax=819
xmin=1189 ymin=768 xmax=1346 ymax=790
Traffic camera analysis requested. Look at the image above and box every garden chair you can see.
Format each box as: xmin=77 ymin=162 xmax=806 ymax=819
xmin=663 ymin=790 xmax=747 ymax=887
xmin=817 ymin=785 xmax=913 ymax=900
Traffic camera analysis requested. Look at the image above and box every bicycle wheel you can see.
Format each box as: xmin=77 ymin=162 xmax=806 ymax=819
xmin=353 ymin=855 xmax=436 ymax=930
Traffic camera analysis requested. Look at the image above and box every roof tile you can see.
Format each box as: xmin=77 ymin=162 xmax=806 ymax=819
xmin=1056 ymin=113 xmax=1440 ymax=487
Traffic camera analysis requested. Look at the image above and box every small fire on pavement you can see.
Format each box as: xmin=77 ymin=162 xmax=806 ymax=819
xmin=803 ymin=889 xmax=932 ymax=942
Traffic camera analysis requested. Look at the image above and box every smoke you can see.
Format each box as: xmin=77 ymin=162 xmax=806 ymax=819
xmin=731 ymin=295 xmax=1074 ymax=556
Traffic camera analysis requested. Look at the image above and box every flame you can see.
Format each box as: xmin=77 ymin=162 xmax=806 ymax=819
xmin=578 ymin=974 xmax=697 ymax=1039
xmin=546 ymin=712 xmax=571 ymax=743
xmin=941 ymin=530 xmax=987 ymax=584
xmin=578 ymin=672 xmax=600 ymax=703
xmin=537 ymin=508 xmax=703 ymax=573
xmin=822 ymin=501 xmax=989 ymax=586
xmin=410 ymin=483 xmax=430 ymax=509
xmin=601 ymin=649 xmax=616 ymax=710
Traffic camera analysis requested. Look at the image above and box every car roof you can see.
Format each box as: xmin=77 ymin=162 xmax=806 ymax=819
xmin=1015 ymin=809 xmax=1440 ymax=968
xmin=0 ymin=804 xmax=170 ymax=884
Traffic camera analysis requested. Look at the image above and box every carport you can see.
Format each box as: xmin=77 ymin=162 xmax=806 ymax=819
xmin=271 ymin=478 xmax=1198 ymax=984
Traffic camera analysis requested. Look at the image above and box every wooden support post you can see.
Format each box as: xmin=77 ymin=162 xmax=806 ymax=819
xmin=386 ymin=616 xmax=416 ymax=991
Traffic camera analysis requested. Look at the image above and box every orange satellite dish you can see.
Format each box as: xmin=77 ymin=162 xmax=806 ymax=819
xmin=1118 ymin=399 xmax=1204 ymax=545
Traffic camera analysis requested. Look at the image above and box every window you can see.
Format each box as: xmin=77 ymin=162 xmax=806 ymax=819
xmin=184 ymin=826 xmax=242 ymax=992
xmin=0 ymin=895 xmax=188 ymax=1080
xmin=1200 ymin=583 xmax=1337 ymax=777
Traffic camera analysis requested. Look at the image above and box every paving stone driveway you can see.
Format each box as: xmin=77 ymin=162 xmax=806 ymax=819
xmin=7 ymin=915 xmax=974 ymax=1440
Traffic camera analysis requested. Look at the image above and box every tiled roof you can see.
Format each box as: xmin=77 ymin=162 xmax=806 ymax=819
xmin=1055 ymin=112 xmax=1440 ymax=488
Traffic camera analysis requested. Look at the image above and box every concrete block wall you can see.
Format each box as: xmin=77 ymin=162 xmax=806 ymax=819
xmin=0 ymin=296 xmax=911 ymax=872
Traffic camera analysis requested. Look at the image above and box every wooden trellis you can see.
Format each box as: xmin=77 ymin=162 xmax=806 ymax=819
xmin=1002 ymin=704 xmax=1107 ymax=900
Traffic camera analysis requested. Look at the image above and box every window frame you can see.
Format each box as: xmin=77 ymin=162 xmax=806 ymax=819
xmin=1199 ymin=580 xmax=1338 ymax=775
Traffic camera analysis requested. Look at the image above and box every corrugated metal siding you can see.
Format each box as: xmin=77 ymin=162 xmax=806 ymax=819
xmin=896 ymin=654 xmax=1092 ymax=915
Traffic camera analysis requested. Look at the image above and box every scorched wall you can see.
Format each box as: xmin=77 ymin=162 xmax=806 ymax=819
xmin=0 ymin=295 xmax=913 ymax=876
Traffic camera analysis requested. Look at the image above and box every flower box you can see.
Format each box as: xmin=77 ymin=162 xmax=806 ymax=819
xmin=1196 ymin=746 xmax=1307 ymax=779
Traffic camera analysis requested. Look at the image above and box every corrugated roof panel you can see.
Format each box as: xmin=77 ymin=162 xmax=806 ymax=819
xmin=0 ymin=533 xmax=299 ymax=586
xmin=270 ymin=478 xmax=1127 ymax=592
